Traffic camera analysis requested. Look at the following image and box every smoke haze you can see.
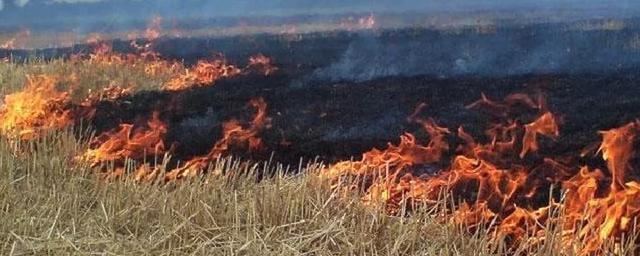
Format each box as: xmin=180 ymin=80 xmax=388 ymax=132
xmin=3 ymin=0 xmax=640 ymax=82
xmin=2 ymin=0 xmax=640 ymax=30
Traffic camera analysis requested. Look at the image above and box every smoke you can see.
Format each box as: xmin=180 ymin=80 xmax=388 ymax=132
xmin=14 ymin=0 xmax=28 ymax=7
xmin=0 ymin=0 xmax=637 ymax=36
xmin=0 ymin=0 xmax=36 ymax=8
xmin=1 ymin=0 xmax=640 ymax=33
xmin=0 ymin=0 xmax=637 ymax=84
xmin=291 ymin=20 xmax=640 ymax=86
xmin=2 ymin=0 xmax=640 ymax=19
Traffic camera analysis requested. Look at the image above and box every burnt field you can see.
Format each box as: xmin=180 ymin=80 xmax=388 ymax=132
xmin=4 ymin=18 xmax=640 ymax=254
xmin=80 ymin=68 xmax=640 ymax=166
xmin=5 ymin=23 xmax=640 ymax=165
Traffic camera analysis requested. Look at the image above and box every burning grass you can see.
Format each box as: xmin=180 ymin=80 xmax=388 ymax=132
xmin=1 ymin=36 xmax=640 ymax=255
xmin=1 ymin=131 xmax=637 ymax=255
xmin=322 ymin=93 xmax=640 ymax=255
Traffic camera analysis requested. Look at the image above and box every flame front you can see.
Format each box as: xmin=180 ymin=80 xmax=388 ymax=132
xmin=3 ymin=15 xmax=639 ymax=253
xmin=163 ymin=58 xmax=241 ymax=91
xmin=81 ymin=112 xmax=167 ymax=168
xmin=164 ymin=97 xmax=271 ymax=181
xmin=322 ymin=92 xmax=640 ymax=254
xmin=0 ymin=75 xmax=73 ymax=140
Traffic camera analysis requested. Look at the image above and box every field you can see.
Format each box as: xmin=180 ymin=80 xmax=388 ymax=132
xmin=2 ymin=22 xmax=640 ymax=255
xmin=0 ymin=58 xmax=535 ymax=255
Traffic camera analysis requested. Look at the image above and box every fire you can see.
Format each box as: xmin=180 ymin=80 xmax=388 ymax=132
xmin=82 ymin=84 xmax=133 ymax=106
xmin=248 ymin=54 xmax=278 ymax=76
xmin=85 ymin=38 xmax=127 ymax=66
xmin=323 ymin=117 xmax=450 ymax=214
xmin=0 ymin=29 xmax=31 ymax=49
xmin=145 ymin=16 xmax=163 ymax=42
xmin=559 ymin=122 xmax=640 ymax=251
xmin=130 ymin=16 xmax=164 ymax=59
xmin=1 ymin=20 xmax=639 ymax=252
xmin=466 ymin=92 xmax=542 ymax=117
xmin=1 ymin=38 xmax=16 ymax=49
xmin=164 ymin=54 xmax=276 ymax=91
xmin=81 ymin=112 xmax=167 ymax=169
xmin=0 ymin=17 xmax=278 ymax=182
xmin=339 ymin=13 xmax=377 ymax=31
xmin=0 ymin=75 xmax=73 ymax=140
xmin=164 ymin=58 xmax=241 ymax=91
xmin=164 ymin=98 xmax=271 ymax=181
xmin=71 ymin=18 xmax=277 ymax=92
xmin=597 ymin=121 xmax=639 ymax=191
xmin=359 ymin=13 xmax=377 ymax=30
xmin=322 ymin=92 xmax=640 ymax=253
xmin=84 ymin=18 xmax=168 ymax=70
xmin=74 ymin=94 xmax=271 ymax=182
xmin=520 ymin=111 xmax=559 ymax=158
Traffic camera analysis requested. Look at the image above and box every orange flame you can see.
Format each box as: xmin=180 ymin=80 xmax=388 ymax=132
xmin=520 ymin=111 xmax=559 ymax=158
xmin=323 ymin=92 xmax=640 ymax=253
xmin=597 ymin=121 xmax=639 ymax=191
xmin=559 ymin=121 xmax=640 ymax=251
xmin=164 ymin=98 xmax=271 ymax=181
xmin=248 ymin=54 xmax=278 ymax=76
xmin=76 ymin=23 xmax=277 ymax=93
xmin=0 ymin=29 xmax=31 ymax=50
xmin=163 ymin=54 xmax=276 ymax=91
xmin=81 ymin=112 xmax=167 ymax=168
xmin=163 ymin=58 xmax=242 ymax=91
xmin=0 ymin=75 xmax=73 ymax=140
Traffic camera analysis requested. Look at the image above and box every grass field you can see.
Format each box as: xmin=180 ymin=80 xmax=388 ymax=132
xmin=4 ymin=133 xmax=632 ymax=256
xmin=0 ymin=57 xmax=638 ymax=255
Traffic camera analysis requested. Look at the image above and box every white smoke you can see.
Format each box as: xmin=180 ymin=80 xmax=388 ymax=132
xmin=0 ymin=0 xmax=4 ymax=11
xmin=13 ymin=0 xmax=28 ymax=7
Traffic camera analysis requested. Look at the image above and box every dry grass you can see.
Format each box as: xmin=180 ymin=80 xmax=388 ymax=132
xmin=0 ymin=57 xmax=170 ymax=99
xmin=0 ymin=59 xmax=637 ymax=255
xmin=0 ymin=130 xmax=492 ymax=255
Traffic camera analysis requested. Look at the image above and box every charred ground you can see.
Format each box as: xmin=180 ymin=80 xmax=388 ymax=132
xmin=7 ymin=23 xmax=634 ymax=167
xmin=3 ymin=22 xmax=640 ymax=175
xmin=3 ymin=14 xmax=640 ymax=256
xmin=3 ymin=24 xmax=638 ymax=165
xmin=78 ymin=68 xmax=640 ymax=168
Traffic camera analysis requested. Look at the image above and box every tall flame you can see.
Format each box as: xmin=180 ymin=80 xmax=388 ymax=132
xmin=597 ymin=121 xmax=639 ymax=191
xmin=322 ymin=92 xmax=640 ymax=253
xmin=0 ymin=75 xmax=73 ymax=140
xmin=81 ymin=112 xmax=167 ymax=169
xmin=520 ymin=111 xmax=559 ymax=158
